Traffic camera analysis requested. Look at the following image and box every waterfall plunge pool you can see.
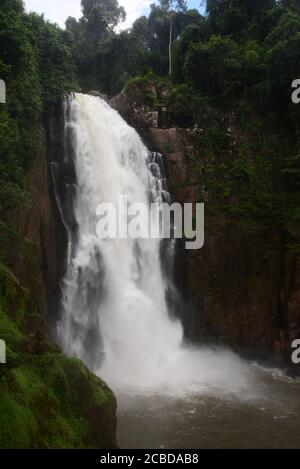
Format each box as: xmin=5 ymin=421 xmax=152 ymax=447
xmin=115 ymin=363 xmax=300 ymax=449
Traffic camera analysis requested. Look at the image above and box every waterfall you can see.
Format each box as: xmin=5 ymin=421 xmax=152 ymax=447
xmin=57 ymin=93 xmax=253 ymax=396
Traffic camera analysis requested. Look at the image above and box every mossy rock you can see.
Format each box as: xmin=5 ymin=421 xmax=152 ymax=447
xmin=0 ymin=268 xmax=117 ymax=449
xmin=0 ymin=349 xmax=117 ymax=448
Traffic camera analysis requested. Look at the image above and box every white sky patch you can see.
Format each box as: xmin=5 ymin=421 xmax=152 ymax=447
xmin=120 ymin=0 xmax=154 ymax=29
xmin=24 ymin=0 xmax=156 ymax=29
xmin=24 ymin=0 xmax=82 ymax=27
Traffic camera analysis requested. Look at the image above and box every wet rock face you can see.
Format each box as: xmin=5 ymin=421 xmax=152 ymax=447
xmin=288 ymin=290 xmax=300 ymax=342
xmin=154 ymin=129 xmax=300 ymax=365
xmin=146 ymin=128 xmax=202 ymax=203
xmin=9 ymin=103 xmax=68 ymax=331
xmin=144 ymin=127 xmax=280 ymax=357
xmin=285 ymin=255 xmax=300 ymax=347
xmin=112 ymin=85 xmax=300 ymax=365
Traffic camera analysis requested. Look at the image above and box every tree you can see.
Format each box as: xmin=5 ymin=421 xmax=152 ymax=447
xmin=160 ymin=0 xmax=187 ymax=76
xmin=81 ymin=0 xmax=126 ymax=46
xmin=66 ymin=1 xmax=126 ymax=90
xmin=206 ymin=0 xmax=276 ymax=37
xmin=81 ymin=0 xmax=126 ymax=79
xmin=25 ymin=13 xmax=78 ymax=107
xmin=0 ymin=0 xmax=78 ymax=246
xmin=265 ymin=9 xmax=300 ymax=112
xmin=279 ymin=0 xmax=300 ymax=12
xmin=184 ymin=34 xmax=241 ymax=101
xmin=172 ymin=13 xmax=207 ymax=82
xmin=97 ymin=30 xmax=148 ymax=94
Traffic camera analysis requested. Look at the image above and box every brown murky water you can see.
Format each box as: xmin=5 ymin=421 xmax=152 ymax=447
xmin=116 ymin=365 xmax=300 ymax=449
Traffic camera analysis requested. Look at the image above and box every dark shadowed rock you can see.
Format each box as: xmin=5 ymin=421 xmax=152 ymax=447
xmin=111 ymin=83 xmax=159 ymax=129
xmin=145 ymin=124 xmax=300 ymax=366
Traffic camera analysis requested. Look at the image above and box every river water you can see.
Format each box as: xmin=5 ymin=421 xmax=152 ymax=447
xmin=117 ymin=364 xmax=300 ymax=449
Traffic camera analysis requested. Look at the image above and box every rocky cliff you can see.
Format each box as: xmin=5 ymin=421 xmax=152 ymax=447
xmin=0 ymin=104 xmax=117 ymax=449
xmin=112 ymin=82 xmax=300 ymax=369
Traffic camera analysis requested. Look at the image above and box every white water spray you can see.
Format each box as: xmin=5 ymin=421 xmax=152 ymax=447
xmin=58 ymin=93 xmax=254 ymax=397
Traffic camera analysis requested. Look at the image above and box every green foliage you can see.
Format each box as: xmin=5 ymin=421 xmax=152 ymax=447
xmin=206 ymin=0 xmax=277 ymax=37
xmin=66 ymin=0 xmax=126 ymax=91
xmin=24 ymin=14 xmax=79 ymax=108
xmin=193 ymin=129 xmax=280 ymax=227
xmin=0 ymin=1 xmax=78 ymax=262
xmin=0 ymin=349 xmax=114 ymax=448
xmin=184 ymin=35 xmax=242 ymax=103
xmin=96 ymin=30 xmax=149 ymax=94
xmin=0 ymin=265 xmax=114 ymax=449
xmin=0 ymin=5 xmax=106 ymax=447
xmin=160 ymin=0 xmax=188 ymax=12
xmin=124 ymin=71 xmax=167 ymax=105
xmin=67 ymin=1 xmax=203 ymax=93
xmin=264 ymin=10 xmax=300 ymax=113
xmin=0 ymin=0 xmax=42 ymax=230
xmin=81 ymin=0 xmax=126 ymax=30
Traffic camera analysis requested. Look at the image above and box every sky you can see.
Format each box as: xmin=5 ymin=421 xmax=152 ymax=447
xmin=24 ymin=1 xmax=204 ymax=30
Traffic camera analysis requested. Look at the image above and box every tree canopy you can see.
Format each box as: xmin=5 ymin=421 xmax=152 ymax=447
xmin=1 ymin=0 xmax=300 ymax=241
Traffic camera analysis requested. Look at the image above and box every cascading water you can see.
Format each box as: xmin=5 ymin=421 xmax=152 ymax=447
xmin=57 ymin=93 xmax=251 ymax=395
xmin=55 ymin=93 xmax=300 ymax=449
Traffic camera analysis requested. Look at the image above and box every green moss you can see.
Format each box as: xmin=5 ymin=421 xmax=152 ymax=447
xmin=0 ymin=263 xmax=116 ymax=449
xmin=0 ymin=347 xmax=115 ymax=448
xmin=0 ymin=306 xmax=24 ymax=350
xmin=162 ymin=142 xmax=175 ymax=154
xmin=0 ymin=388 xmax=38 ymax=448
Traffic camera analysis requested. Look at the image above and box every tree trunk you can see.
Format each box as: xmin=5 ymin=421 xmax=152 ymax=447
xmin=169 ymin=10 xmax=174 ymax=76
